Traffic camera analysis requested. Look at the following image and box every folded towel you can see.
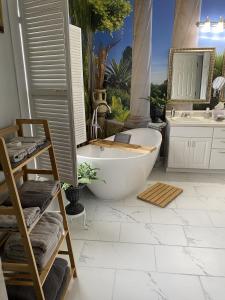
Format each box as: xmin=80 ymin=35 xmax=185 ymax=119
xmin=4 ymin=212 xmax=63 ymax=269
xmin=56 ymin=266 xmax=70 ymax=300
xmin=0 ymin=231 xmax=8 ymax=244
xmin=7 ymin=143 xmax=37 ymax=156
xmin=0 ymin=207 xmax=40 ymax=229
xmin=3 ymin=180 xmax=60 ymax=212
xmin=0 ymin=190 xmax=8 ymax=206
xmin=7 ymin=148 xmax=27 ymax=163
xmin=20 ymin=180 xmax=60 ymax=196
xmin=6 ymin=258 xmax=68 ymax=300
xmin=9 ymin=136 xmax=46 ymax=147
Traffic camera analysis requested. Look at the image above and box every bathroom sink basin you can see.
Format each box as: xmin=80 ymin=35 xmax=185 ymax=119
xmin=170 ymin=117 xmax=205 ymax=122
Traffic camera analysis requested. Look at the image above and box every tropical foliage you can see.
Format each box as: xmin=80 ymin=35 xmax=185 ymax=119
xmin=214 ymin=53 xmax=224 ymax=79
xmin=107 ymin=87 xmax=130 ymax=108
xmin=69 ymin=0 xmax=132 ymax=120
xmin=110 ymin=96 xmax=130 ymax=122
xmin=88 ymin=0 xmax=131 ymax=32
xmin=105 ymin=46 xmax=132 ymax=92
xmin=61 ymin=162 xmax=103 ymax=190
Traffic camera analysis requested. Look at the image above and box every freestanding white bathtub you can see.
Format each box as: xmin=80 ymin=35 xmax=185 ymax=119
xmin=77 ymin=128 xmax=162 ymax=200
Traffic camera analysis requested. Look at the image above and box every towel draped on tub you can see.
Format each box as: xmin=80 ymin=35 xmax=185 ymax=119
xmin=4 ymin=212 xmax=64 ymax=269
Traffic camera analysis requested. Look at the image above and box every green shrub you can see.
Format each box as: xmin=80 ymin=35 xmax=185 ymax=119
xmin=107 ymin=87 xmax=130 ymax=108
xmin=111 ymin=96 xmax=130 ymax=122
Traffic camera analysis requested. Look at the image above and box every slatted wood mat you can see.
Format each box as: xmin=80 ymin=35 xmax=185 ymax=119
xmin=138 ymin=182 xmax=183 ymax=208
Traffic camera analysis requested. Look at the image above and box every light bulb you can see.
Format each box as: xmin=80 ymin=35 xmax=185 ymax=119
xmin=211 ymin=16 xmax=224 ymax=33
xmin=199 ymin=17 xmax=211 ymax=33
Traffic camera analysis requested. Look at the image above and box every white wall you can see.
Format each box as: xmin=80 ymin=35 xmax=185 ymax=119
xmin=0 ymin=0 xmax=20 ymax=128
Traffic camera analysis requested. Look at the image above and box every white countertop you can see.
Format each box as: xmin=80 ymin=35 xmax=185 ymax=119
xmin=166 ymin=110 xmax=225 ymax=127
xmin=166 ymin=116 xmax=225 ymax=127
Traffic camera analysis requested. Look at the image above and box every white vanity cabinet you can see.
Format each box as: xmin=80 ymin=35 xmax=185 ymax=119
xmin=168 ymin=137 xmax=211 ymax=169
xmin=167 ymin=126 xmax=214 ymax=171
xmin=210 ymin=128 xmax=225 ymax=169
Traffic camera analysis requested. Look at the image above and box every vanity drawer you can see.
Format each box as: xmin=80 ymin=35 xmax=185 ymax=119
xmin=213 ymin=128 xmax=225 ymax=138
xmin=210 ymin=149 xmax=225 ymax=169
xmin=170 ymin=127 xmax=213 ymax=138
xmin=212 ymin=139 xmax=225 ymax=149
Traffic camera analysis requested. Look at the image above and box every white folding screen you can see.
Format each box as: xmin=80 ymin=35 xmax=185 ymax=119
xmin=18 ymin=0 xmax=86 ymax=185
xmin=69 ymin=25 xmax=87 ymax=145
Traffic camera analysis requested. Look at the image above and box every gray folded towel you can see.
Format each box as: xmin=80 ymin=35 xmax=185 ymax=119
xmin=3 ymin=180 xmax=60 ymax=212
xmin=0 ymin=207 xmax=40 ymax=229
xmin=6 ymin=258 xmax=68 ymax=300
xmin=4 ymin=212 xmax=63 ymax=269
xmin=20 ymin=180 xmax=60 ymax=196
xmin=9 ymin=136 xmax=46 ymax=147
xmin=7 ymin=142 xmax=37 ymax=156
xmin=7 ymin=148 xmax=27 ymax=163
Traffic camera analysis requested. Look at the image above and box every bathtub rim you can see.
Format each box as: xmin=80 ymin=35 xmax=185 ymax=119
xmin=77 ymin=128 xmax=162 ymax=161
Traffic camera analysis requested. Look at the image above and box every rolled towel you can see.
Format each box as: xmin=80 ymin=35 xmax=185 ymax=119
xmin=4 ymin=212 xmax=64 ymax=269
xmin=7 ymin=148 xmax=27 ymax=163
xmin=9 ymin=136 xmax=46 ymax=147
xmin=0 ymin=207 xmax=40 ymax=229
xmin=6 ymin=143 xmax=37 ymax=156
xmin=6 ymin=258 xmax=68 ymax=300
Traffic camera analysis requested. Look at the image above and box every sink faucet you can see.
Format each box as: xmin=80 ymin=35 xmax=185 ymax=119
xmin=171 ymin=107 xmax=175 ymax=118
xmin=181 ymin=112 xmax=191 ymax=118
xmin=91 ymin=102 xmax=112 ymax=139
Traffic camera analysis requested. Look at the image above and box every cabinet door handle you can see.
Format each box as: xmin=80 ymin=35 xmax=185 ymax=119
xmin=219 ymin=152 xmax=225 ymax=154
xmin=188 ymin=141 xmax=190 ymax=147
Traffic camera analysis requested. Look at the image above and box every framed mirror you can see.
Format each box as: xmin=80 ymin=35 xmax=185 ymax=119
xmin=220 ymin=52 xmax=225 ymax=102
xmin=167 ymin=48 xmax=215 ymax=103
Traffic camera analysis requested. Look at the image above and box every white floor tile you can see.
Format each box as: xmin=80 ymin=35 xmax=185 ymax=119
xmin=113 ymin=270 xmax=205 ymax=300
xmin=63 ymin=168 xmax=225 ymax=300
xmin=120 ymin=223 xmax=187 ymax=246
xmin=94 ymin=205 xmax=151 ymax=223
xmin=200 ymin=276 xmax=225 ymax=300
xmin=208 ymin=210 xmax=225 ymax=227
xmin=65 ymin=267 xmax=115 ymax=300
xmin=150 ymin=207 xmax=212 ymax=226
xmin=175 ymin=196 xmax=206 ymax=210
xmin=60 ymin=239 xmax=84 ymax=263
xmin=79 ymin=241 xmax=155 ymax=271
xmin=198 ymin=197 xmax=225 ymax=211
xmin=184 ymin=226 xmax=225 ymax=248
xmin=155 ymin=245 xmax=225 ymax=276
xmin=69 ymin=221 xmax=120 ymax=242
xmin=195 ymin=186 xmax=225 ymax=198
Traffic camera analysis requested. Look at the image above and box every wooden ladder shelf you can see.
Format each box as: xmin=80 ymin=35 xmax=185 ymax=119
xmin=0 ymin=119 xmax=77 ymax=300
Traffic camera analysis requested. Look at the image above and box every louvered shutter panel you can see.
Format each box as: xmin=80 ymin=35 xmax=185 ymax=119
xmin=18 ymin=0 xmax=86 ymax=185
xmin=69 ymin=25 xmax=87 ymax=145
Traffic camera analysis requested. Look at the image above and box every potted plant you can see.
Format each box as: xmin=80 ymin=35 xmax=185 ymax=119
xmin=62 ymin=162 xmax=102 ymax=215
xmin=142 ymin=83 xmax=168 ymax=123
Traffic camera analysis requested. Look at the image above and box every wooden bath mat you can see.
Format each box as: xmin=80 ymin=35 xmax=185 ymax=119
xmin=138 ymin=182 xmax=183 ymax=208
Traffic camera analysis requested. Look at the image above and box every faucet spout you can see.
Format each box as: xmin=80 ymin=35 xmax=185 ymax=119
xmin=90 ymin=102 xmax=111 ymax=139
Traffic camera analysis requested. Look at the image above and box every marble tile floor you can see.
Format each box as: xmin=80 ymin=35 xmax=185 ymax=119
xmin=64 ymin=166 xmax=225 ymax=300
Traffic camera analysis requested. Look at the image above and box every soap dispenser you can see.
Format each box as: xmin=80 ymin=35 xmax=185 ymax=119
xmin=205 ymin=107 xmax=211 ymax=119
